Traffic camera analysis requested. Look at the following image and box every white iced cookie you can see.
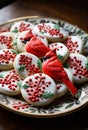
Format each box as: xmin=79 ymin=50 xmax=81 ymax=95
xmin=0 ymin=32 xmax=14 ymax=49
xmin=14 ymin=52 xmax=41 ymax=79
xmin=32 ymin=23 xmax=68 ymax=42
xmin=56 ymin=68 xmax=73 ymax=98
xmin=17 ymin=30 xmax=33 ymax=52
xmin=49 ymin=42 xmax=69 ymax=63
xmin=0 ymin=70 xmax=22 ymax=95
xmin=65 ymin=36 xmax=83 ymax=53
xmin=21 ymin=73 xmax=56 ymax=106
xmin=36 ymin=35 xmax=48 ymax=46
xmin=10 ymin=21 xmax=34 ymax=38
xmin=0 ymin=49 xmax=17 ymax=70
xmin=10 ymin=21 xmax=34 ymax=50
xmin=67 ymin=53 xmax=88 ymax=83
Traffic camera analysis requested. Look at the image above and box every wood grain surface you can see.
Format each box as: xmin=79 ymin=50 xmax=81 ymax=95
xmin=0 ymin=0 xmax=88 ymax=32
xmin=0 ymin=0 xmax=88 ymax=130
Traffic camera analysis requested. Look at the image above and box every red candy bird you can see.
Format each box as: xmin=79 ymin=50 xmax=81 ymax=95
xmin=25 ymin=36 xmax=50 ymax=58
xmin=42 ymin=49 xmax=78 ymax=96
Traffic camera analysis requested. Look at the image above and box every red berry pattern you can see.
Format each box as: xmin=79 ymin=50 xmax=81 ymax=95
xmin=23 ymin=74 xmax=51 ymax=102
xmin=0 ymin=49 xmax=16 ymax=64
xmin=15 ymin=23 xmax=31 ymax=32
xmin=38 ymin=23 xmax=63 ymax=38
xmin=0 ymin=35 xmax=12 ymax=49
xmin=68 ymin=57 xmax=88 ymax=78
xmin=0 ymin=28 xmax=10 ymax=34
xmin=13 ymin=101 xmax=29 ymax=110
xmin=18 ymin=54 xmax=41 ymax=75
xmin=50 ymin=43 xmax=63 ymax=50
xmin=65 ymin=37 xmax=79 ymax=53
xmin=0 ymin=70 xmax=21 ymax=90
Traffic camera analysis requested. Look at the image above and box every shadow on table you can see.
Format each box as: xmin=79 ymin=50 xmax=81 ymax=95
xmin=0 ymin=105 xmax=88 ymax=130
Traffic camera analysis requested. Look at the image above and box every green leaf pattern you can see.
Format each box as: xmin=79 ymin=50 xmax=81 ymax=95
xmin=37 ymin=59 xmax=42 ymax=71
xmin=22 ymin=84 xmax=29 ymax=89
xmin=12 ymin=30 xmax=18 ymax=33
xmin=57 ymin=54 xmax=63 ymax=61
xmin=18 ymin=65 xmax=25 ymax=71
xmin=40 ymin=92 xmax=54 ymax=99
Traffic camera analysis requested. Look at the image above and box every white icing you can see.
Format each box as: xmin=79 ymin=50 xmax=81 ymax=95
xmin=36 ymin=35 xmax=48 ymax=47
xmin=49 ymin=42 xmax=69 ymax=61
xmin=65 ymin=36 xmax=83 ymax=53
xmin=0 ymin=32 xmax=14 ymax=49
xmin=0 ymin=49 xmax=16 ymax=65
xmin=32 ymin=23 xmax=68 ymax=39
xmin=0 ymin=49 xmax=17 ymax=70
xmin=10 ymin=21 xmax=34 ymax=45
xmin=56 ymin=68 xmax=73 ymax=98
xmin=14 ymin=52 xmax=40 ymax=79
xmin=17 ymin=30 xmax=30 ymax=52
xmin=0 ymin=70 xmax=22 ymax=95
xmin=11 ymin=21 xmax=34 ymax=35
xmin=68 ymin=53 xmax=88 ymax=83
xmin=21 ymin=73 xmax=56 ymax=106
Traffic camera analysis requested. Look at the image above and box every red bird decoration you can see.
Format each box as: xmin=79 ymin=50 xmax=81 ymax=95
xmin=42 ymin=49 xmax=78 ymax=96
xmin=25 ymin=36 xmax=50 ymax=57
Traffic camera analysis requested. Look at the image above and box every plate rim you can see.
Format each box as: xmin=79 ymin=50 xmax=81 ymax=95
xmin=0 ymin=16 xmax=88 ymax=118
xmin=0 ymin=96 xmax=88 ymax=118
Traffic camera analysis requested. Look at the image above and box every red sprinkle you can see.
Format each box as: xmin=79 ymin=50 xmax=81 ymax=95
xmin=0 ymin=35 xmax=12 ymax=49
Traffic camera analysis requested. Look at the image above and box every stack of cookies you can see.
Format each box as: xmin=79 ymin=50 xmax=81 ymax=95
xmin=0 ymin=20 xmax=88 ymax=106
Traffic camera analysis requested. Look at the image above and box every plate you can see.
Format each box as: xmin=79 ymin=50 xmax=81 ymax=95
xmin=0 ymin=16 xmax=88 ymax=118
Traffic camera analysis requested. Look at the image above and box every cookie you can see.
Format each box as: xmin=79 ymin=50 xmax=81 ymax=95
xmin=56 ymin=68 xmax=73 ymax=98
xmin=67 ymin=53 xmax=88 ymax=83
xmin=13 ymin=52 xmax=41 ymax=79
xmin=0 ymin=32 xmax=14 ymax=49
xmin=17 ymin=30 xmax=33 ymax=52
xmin=49 ymin=42 xmax=69 ymax=63
xmin=65 ymin=36 xmax=83 ymax=53
xmin=10 ymin=21 xmax=34 ymax=50
xmin=21 ymin=73 xmax=56 ymax=106
xmin=32 ymin=23 xmax=68 ymax=42
xmin=25 ymin=35 xmax=50 ymax=58
xmin=36 ymin=35 xmax=48 ymax=46
xmin=10 ymin=21 xmax=34 ymax=36
xmin=0 ymin=70 xmax=22 ymax=95
xmin=0 ymin=49 xmax=17 ymax=70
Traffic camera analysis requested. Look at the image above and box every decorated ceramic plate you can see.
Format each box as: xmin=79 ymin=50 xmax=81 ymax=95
xmin=0 ymin=16 xmax=88 ymax=118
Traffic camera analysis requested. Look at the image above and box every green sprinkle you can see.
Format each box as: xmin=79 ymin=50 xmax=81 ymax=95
xmin=40 ymin=31 xmax=44 ymax=34
xmin=11 ymin=50 xmax=19 ymax=54
xmin=13 ymin=41 xmax=17 ymax=45
xmin=40 ymin=92 xmax=54 ymax=99
xmin=0 ymin=74 xmax=4 ymax=78
xmin=64 ymin=63 xmax=69 ymax=68
xmin=37 ymin=59 xmax=42 ymax=71
xmin=57 ymin=54 xmax=63 ymax=61
xmin=85 ymin=61 xmax=88 ymax=70
xmin=12 ymin=30 xmax=18 ymax=33
xmin=22 ymin=84 xmax=29 ymax=89
xmin=17 ymin=81 xmax=22 ymax=89
xmin=53 ymin=24 xmax=60 ymax=30
xmin=18 ymin=65 xmax=25 ymax=71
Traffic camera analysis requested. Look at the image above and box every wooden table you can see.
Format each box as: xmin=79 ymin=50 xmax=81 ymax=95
xmin=0 ymin=0 xmax=88 ymax=130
